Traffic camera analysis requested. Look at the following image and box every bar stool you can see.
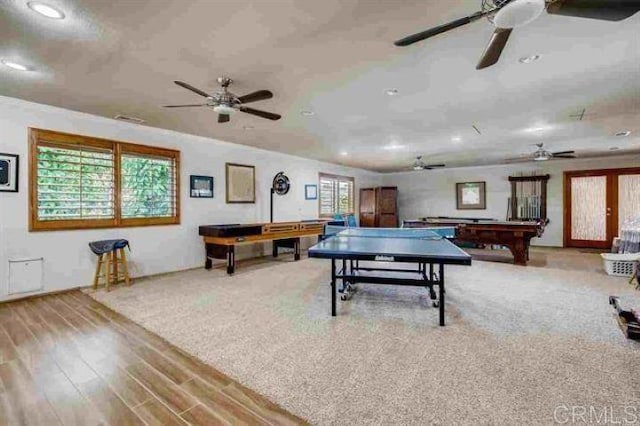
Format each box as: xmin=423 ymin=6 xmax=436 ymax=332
xmin=89 ymin=239 xmax=131 ymax=291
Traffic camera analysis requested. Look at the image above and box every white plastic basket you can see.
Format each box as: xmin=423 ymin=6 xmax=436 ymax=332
xmin=601 ymin=253 xmax=640 ymax=277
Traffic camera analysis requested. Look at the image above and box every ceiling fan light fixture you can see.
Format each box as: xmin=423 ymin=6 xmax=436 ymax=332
xmin=533 ymin=152 xmax=550 ymax=161
xmin=385 ymin=88 xmax=399 ymax=96
xmin=493 ymin=0 xmax=545 ymax=29
xmin=213 ymin=104 xmax=235 ymax=115
xmin=615 ymin=130 xmax=631 ymax=137
xmin=519 ymin=54 xmax=541 ymax=64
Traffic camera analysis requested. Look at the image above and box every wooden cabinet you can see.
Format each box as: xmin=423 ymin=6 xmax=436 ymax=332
xmin=359 ymin=187 xmax=398 ymax=227
xmin=359 ymin=188 xmax=376 ymax=227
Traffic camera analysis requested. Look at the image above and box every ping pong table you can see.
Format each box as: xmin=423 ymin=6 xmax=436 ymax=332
xmin=308 ymin=226 xmax=472 ymax=326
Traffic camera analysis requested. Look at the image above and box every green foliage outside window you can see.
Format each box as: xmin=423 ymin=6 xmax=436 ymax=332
xmin=36 ymin=146 xmax=174 ymax=221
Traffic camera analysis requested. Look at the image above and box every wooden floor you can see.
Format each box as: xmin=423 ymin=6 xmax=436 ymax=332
xmin=0 ymin=290 xmax=306 ymax=425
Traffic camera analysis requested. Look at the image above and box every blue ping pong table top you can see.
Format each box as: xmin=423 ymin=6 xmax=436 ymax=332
xmin=309 ymin=226 xmax=471 ymax=265
xmin=324 ymin=225 xmax=455 ymax=239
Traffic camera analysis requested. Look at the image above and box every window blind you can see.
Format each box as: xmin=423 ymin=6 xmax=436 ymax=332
xmin=319 ymin=173 xmax=354 ymax=217
xmin=36 ymin=143 xmax=115 ymax=221
xmin=120 ymin=153 xmax=177 ymax=219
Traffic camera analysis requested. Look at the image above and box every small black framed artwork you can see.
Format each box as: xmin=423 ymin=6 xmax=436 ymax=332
xmin=305 ymin=184 xmax=318 ymax=200
xmin=190 ymin=175 xmax=214 ymax=198
xmin=456 ymin=181 xmax=486 ymax=210
xmin=0 ymin=153 xmax=19 ymax=193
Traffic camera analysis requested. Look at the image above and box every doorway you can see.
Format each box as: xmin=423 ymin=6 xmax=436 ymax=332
xmin=564 ymin=167 xmax=640 ymax=248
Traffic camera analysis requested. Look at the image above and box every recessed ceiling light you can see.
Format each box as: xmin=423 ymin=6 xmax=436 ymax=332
xmin=385 ymin=88 xmax=398 ymax=96
xmin=27 ymin=2 xmax=65 ymax=19
xmin=382 ymin=144 xmax=404 ymax=151
xmin=301 ymin=110 xmax=314 ymax=116
xmin=523 ymin=125 xmax=553 ymax=133
xmin=519 ymin=54 xmax=541 ymax=64
xmin=452 ymin=136 xmax=462 ymax=142
xmin=340 ymin=151 xmax=348 ymax=156
xmin=243 ymin=125 xmax=254 ymax=130
xmin=615 ymin=130 xmax=631 ymax=137
xmin=610 ymin=147 xmax=620 ymax=151
xmin=1 ymin=60 xmax=30 ymax=71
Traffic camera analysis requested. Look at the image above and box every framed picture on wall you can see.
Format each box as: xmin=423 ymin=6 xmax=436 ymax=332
xmin=0 ymin=153 xmax=19 ymax=193
xmin=225 ymin=163 xmax=255 ymax=203
xmin=456 ymin=181 xmax=486 ymax=210
xmin=190 ymin=175 xmax=214 ymax=198
xmin=305 ymin=184 xmax=317 ymax=200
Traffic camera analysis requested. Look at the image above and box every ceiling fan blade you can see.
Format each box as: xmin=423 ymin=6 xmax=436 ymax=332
xmin=425 ymin=164 xmax=446 ymax=169
xmin=476 ymin=28 xmax=512 ymax=70
xmin=552 ymin=150 xmax=575 ymax=156
xmin=553 ymin=154 xmax=576 ymax=158
xmin=547 ymin=0 xmax=640 ymax=22
xmin=394 ymin=11 xmax=487 ymax=46
xmin=163 ymin=104 xmax=207 ymax=108
xmin=505 ymin=157 xmax=532 ymax=163
xmin=239 ymin=107 xmax=281 ymax=121
xmin=237 ymin=90 xmax=273 ymax=104
xmin=174 ymin=81 xmax=214 ymax=98
xmin=218 ymin=114 xmax=230 ymax=123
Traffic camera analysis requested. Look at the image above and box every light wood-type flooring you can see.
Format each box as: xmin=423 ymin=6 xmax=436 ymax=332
xmin=0 ymin=290 xmax=306 ymax=425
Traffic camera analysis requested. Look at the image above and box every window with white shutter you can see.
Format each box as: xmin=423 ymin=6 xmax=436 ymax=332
xmin=319 ymin=173 xmax=354 ymax=217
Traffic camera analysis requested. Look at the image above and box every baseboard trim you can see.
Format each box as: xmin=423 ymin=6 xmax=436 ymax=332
xmin=0 ymin=250 xmax=310 ymax=304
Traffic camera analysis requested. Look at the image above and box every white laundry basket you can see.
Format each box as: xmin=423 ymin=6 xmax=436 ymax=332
xmin=601 ymin=253 xmax=640 ymax=277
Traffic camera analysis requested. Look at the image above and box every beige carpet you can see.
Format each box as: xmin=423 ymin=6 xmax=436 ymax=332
xmin=89 ymin=249 xmax=640 ymax=425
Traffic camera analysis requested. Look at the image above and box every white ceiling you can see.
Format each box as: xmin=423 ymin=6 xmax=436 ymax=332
xmin=1 ymin=0 xmax=639 ymax=172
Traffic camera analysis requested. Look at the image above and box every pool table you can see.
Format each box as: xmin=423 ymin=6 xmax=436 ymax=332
xmin=405 ymin=218 xmax=546 ymax=265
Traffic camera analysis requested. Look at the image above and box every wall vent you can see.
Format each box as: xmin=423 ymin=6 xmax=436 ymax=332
xmin=8 ymin=258 xmax=44 ymax=295
xmin=114 ymin=115 xmax=145 ymax=124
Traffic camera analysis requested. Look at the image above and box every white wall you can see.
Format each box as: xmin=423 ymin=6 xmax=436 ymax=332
xmin=0 ymin=96 xmax=380 ymax=301
xmin=382 ymin=156 xmax=640 ymax=247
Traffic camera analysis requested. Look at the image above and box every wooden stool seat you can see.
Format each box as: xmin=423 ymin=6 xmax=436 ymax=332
xmin=90 ymin=239 xmax=131 ymax=291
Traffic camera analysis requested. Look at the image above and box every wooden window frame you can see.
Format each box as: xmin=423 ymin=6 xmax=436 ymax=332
xmin=318 ymin=172 xmax=355 ymax=218
xmin=29 ymin=128 xmax=180 ymax=232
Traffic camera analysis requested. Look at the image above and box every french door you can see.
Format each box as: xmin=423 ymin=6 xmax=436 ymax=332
xmin=564 ymin=168 xmax=640 ymax=248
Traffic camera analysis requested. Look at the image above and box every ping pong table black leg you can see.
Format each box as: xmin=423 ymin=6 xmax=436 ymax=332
xmin=439 ymin=263 xmax=445 ymax=326
xmin=331 ymin=258 xmax=336 ymax=317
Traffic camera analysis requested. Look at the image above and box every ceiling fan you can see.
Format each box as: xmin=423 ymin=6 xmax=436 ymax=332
xmin=509 ymin=143 xmax=576 ymax=162
xmin=163 ymin=77 xmax=281 ymax=123
xmin=412 ymin=156 xmax=446 ymax=170
xmin=394 ymin=0 xmax=640 ymax=70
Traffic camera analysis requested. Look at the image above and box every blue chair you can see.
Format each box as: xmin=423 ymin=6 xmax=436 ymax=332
xmin=346 ymin=214 xmax=357 ymax=227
